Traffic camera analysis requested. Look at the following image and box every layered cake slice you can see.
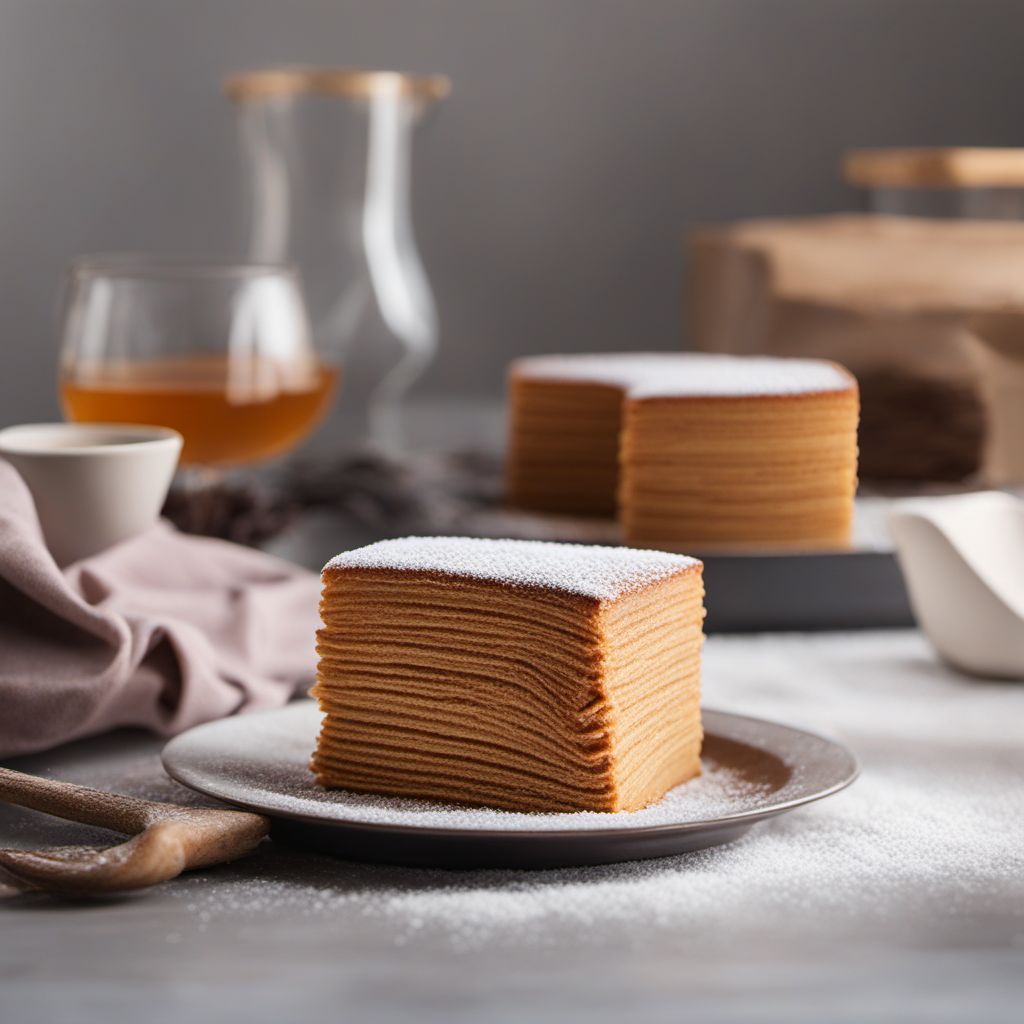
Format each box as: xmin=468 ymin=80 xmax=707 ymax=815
xmin=312 ymin=536 xmax=704 ymax=813
xmin=506 ymin=353 xmax=859 ymax=550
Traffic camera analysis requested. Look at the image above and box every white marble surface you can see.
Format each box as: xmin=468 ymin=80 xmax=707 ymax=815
xmin=2 ymin=629 xmax=1023 ymax=1023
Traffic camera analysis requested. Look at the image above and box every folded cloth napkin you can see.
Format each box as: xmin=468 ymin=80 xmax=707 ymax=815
xmin=0 ymin=460 xmax=320 ymax=758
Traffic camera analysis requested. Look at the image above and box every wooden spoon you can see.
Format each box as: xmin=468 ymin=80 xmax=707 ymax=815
xmin=0 ymin=767 xmax=269 ymax=896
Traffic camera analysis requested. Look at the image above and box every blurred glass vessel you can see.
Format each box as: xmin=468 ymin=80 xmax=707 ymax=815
xmin=60 ymin=256 xmax=335 ymax=469
xmin=226 ymin=67 xmax=450 ymax=451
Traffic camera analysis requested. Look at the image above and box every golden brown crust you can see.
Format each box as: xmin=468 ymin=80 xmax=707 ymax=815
xmin=627 ymin=384 xmax=858 ymax=405
xmin=321 ymin=560 xmax=702 ymax=607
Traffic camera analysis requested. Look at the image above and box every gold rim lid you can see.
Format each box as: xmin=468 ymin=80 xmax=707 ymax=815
xmin=224 ymin=66 xmax=451 ymax=103
xmin=844 ymin=148 xmax=1024 ymax=189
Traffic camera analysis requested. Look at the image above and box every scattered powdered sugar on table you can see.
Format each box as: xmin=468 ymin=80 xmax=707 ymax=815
xmin=324 ymin=536 xmax=698 ymax=600
xmin=161 ymin=631 xmax=1024 ymax=951
xmin=7 ymin=631 xmax=1023 ymax=956
xmin=512 ymin=352 xmax=854 ymax=397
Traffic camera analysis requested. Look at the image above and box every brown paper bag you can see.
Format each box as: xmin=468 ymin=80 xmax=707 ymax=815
xmin=687 ymin=215 xmax=1024 ymax=482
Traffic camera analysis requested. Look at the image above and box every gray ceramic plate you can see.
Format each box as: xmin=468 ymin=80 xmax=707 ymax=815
xmin=489 ymin=495 xmax=913 ymax=631
xmin=162 ymin=701 xmax=858 ymax=869
xmin=698 ymin=549 xmax=912 ymax=632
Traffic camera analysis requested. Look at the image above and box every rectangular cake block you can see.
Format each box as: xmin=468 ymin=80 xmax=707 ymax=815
xmin=312 ymin=537 xmax=705 ymax=813
xmin=505 ymin=352 xmax=859 ymax=550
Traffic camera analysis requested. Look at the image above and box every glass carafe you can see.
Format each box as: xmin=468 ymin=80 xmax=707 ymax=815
xmin=226 ymin=67 xmax=450 ymax=452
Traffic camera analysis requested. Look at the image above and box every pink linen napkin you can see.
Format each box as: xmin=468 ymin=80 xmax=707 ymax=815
xmin=0 ymin=459 xmax=320 ymax=758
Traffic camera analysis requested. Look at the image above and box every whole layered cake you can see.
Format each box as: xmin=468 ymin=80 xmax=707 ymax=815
xmin=506 ymin=353 xmax=859 ymax=550
xmin=312 ymin=536 xmax=705 ymax=813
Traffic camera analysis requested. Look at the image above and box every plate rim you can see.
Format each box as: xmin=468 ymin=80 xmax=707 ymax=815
xmin=161 ymin=704 xmax=859 ymax=840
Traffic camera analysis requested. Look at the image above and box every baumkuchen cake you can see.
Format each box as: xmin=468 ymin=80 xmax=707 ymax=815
xmin=506 ymin=353 xmax=859 ymax=550
xmin=312 ymin=536 xmax=705 ymax=813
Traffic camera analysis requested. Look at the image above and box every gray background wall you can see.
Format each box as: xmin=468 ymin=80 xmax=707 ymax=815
xmin=1 ymin=0 xmax=1022 ymax=423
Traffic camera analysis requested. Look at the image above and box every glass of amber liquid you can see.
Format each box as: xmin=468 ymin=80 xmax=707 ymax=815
xmin=59 ymin=257 xmax=339 ymax=472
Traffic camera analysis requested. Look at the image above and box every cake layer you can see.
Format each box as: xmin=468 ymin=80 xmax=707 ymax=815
xmin=312 ymin=537 xmax=704 ymax=813
xmin=506 ymin=378 xmax=623 ymax=515
xmin=621 ymin=390 xmax=859 ymax=550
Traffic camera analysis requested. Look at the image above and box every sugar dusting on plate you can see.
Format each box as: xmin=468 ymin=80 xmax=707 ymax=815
xmin=165 ymin=701 xmax=777 ymax=832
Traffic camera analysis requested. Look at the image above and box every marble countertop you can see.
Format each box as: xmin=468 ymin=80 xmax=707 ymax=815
xmin=2 ymin=628 xmax=1023 ymax=1023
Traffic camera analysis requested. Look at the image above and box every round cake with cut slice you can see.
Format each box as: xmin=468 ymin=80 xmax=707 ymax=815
xmin=506 ymin=352 xmax=859 ymax=550
xmin=312 ymin=536 xmax=705 ymax=813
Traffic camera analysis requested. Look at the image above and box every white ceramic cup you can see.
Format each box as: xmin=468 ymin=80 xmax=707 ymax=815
xmin=0 ymin=422 xmax=182 ymax=567
xmin=889 ymin=491 xmax=1024 ymax=679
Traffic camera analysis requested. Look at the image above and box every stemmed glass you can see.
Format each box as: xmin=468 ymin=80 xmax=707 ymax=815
xmin=58 ymin=256 xmax=339 ymax=475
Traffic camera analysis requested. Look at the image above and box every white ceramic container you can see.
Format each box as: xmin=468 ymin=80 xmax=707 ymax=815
xmin=888 ymin=491 xmax=1024 ymax=679
xmin=0 ymin=422 xmax=182 ymax=566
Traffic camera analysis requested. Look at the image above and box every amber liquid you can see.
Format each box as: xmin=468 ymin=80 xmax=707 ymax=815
xmin=61 ymin=356 xmax=339 ymax=466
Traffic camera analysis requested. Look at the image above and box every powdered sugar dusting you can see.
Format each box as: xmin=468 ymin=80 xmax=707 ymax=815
xmin=152 ymin=632 xmax=1024 ymax=955
xmin=512 ymin=352 xmax=854 ymax=398
xmin=12 ymin=630 xmax=1022 ymax=959
xmin=324 ymin=536 xmax=699 ymax=601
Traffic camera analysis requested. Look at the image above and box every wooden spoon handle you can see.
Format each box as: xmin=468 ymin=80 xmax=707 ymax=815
xmin=0 ymin=767 xmax=156 ymax=834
